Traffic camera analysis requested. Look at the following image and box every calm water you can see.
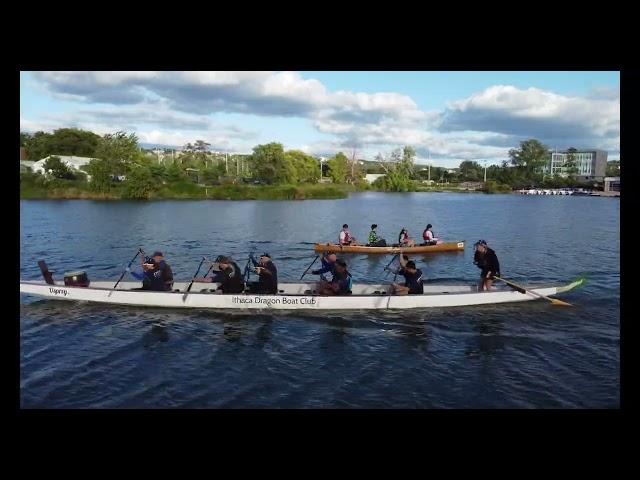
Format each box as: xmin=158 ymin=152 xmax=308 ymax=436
xmin=20 ymin=193 xmax=620 ymax=408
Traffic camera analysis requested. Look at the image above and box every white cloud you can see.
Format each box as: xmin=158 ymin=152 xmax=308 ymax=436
xmin=24 ymin=73 xmax=621 ymax=163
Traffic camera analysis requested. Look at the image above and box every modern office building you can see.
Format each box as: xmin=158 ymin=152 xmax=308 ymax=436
xmin=544 ymin=149 xmax=607 ymax=181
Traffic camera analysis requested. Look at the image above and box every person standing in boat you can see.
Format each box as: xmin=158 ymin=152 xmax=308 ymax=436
xmin=200 ymin=255 xmax=245 ymax=293
xmin=339 ymin=224 xmax=357 ymax=246
xmin=390 ymin=253 xmax=424 ymax=295
xmin=128 ymin=251 xmax=174 ymax=291
xmin=367 ymin=224 xmax=387 ymax=247
xmin=473 ymin=240 xmax=500 ymax=291
xmin=421 ymin=224 xmax=439 ymax=245
xmin=398 ymin=228 xmax=416 ymax=247
xmin=248 ymin=252 xmax=278 ymax=294
xmin=318 ymin=259 xmax=353 ymax=295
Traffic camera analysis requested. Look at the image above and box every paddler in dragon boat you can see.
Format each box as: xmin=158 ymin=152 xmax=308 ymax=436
xmin=473 ymin=240 xmax=501 ymax=292
xmin=318 ymin=259 xmax=353 ymax=296
xmin=247 ymin=252 xmax=278 ymax=294
xmin=198 ymin=255 xmax=245 ymax=294
xmin=126 ymin=251 xmax=174 ymax=291
xmin=389 ymin=252 xmax=424 ymax=295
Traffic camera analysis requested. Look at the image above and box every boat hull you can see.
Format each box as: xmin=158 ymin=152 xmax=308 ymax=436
xmin=19 ymin=279 xmax=582 ymax=311
xmin=313 ymin=241 xmax=465 ymax=254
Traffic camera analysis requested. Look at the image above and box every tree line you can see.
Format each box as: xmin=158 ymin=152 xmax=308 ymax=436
xmin=21 ymin=129 xmax=612 ymax=198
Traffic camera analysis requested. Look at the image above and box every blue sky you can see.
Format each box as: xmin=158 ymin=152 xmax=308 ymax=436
xmin=20 ymin=71 xmax=620 ymax=166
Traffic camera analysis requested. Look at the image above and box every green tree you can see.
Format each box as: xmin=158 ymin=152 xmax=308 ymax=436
xmin=327 ymin=152 xmax=349 ymax=183
xmin=509 ymin=139 xmax=549 ymax=171
xmin=250 ymin=143 xmax=294 ymax=184
xmin=565 ymin=147 xmax=579 ymax=176
xmin=166 ymin=162 xmax=186 ymax=182
xmin=285 ymin=150 xmax=320 ymax=183
xmin=123 ymin=166 xmax=158 ymax=199
xmin=24 ymin=131 xmax=52 ymax=160
xmin=458 ymin=160 xmax=483 ymax=181
xmin=606 ymin=160 xmax=620 ymax=176
xmin=47 ymin=128 xmax=101 ymax=157
xmin=94 ymin=131 xmax=143 ymax=176
xmin=43 ymin=156 xmax=76 ymax=180
xmin=86 ymin=159 xmax=114 ymax=192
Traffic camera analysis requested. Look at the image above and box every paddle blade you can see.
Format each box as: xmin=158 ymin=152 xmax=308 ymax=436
xmin=550 ymin=299 xmax=573 ymax=307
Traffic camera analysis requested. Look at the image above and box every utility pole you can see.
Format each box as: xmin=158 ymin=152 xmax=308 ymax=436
xmin=484 ymin=160 xmax=487 ymax=182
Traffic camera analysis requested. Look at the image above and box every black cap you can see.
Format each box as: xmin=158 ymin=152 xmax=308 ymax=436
xmin=335 ymin=259 xmax=347 ymax=267
xmin=260 ymin=253 xmax=271 ymax=258
xmin=216 ymin=255 xmax=231 ymax=263
xmin=426 ymin=224 xmax=432 ymax=229
xmin=371 ymin=224 xmax=377 ymax=229
xmin=406 ymin=260 xmax=416 ymax=269
xmin=343 ymin=224 xmax=348 ymax=228
xmin=474 ymin=240 xmax=487 ymax=247
xmin=152 ymin=251 xmax=163 ymax=257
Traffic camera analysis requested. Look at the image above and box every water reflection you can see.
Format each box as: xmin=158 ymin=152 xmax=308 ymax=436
xmin=465 ymin=316 xmax=505 ymax=358
xmin=142 ymin=323 xmax=169 ymax=348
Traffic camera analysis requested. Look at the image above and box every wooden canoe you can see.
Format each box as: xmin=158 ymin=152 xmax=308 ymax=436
xmin=313 ymin=241 xmax=465 ymax=254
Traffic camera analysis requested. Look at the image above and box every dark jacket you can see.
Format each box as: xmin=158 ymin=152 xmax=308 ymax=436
xmin=132 ymin=261 xmax=173 ymax=291
xmin=399 ymin=267 xmax=424 ymax=294
xmin=256 ymin=260 xmax=278 ymax=294
xmin=212 ymin=261 xmax=245 ymax=293
xmin=474 ymin=248 xmax=500 ymax=278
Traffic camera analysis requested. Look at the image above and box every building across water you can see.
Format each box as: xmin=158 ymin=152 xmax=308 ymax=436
xmin=544 ymin=149 xmax=607 ymax=182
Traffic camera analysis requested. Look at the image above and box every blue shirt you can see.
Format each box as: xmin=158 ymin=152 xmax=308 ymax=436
xmin=312 ymin=257 xmax=336 ymax=276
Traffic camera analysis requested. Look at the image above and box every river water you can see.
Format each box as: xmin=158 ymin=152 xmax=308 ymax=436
xmin=19 ymin=193 xmax=620 ymax=408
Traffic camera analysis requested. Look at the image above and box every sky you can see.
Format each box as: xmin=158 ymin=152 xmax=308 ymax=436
xmin=20 ymin=71 xmax=620 ymax=167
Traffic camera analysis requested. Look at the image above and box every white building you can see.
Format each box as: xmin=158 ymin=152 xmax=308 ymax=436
xmin=32 ymin=155 xmax=96 ymax=175
xmin=364 ymin=173 xmax=386 ymax=184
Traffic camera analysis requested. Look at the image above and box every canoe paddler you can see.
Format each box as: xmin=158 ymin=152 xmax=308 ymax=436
xmin=128 ymin=251 xmax=174 ymax=291
xmin=421 ymin=224 xmax=439 ymax=246
xmin=397 ymin=228 xmax=416 ymax=247
xmin=473 ymin=240 xmax=500 ymax=291
xmin=390 ymin=253 xmax=424 ymax=295
xmin=248 ymin=252 xmax=278 ymax=294
xmin=318 ymin=259 xmax=353 ymax=295
xmin=199 ymin=255 xmax=245 ymax=294
xmin=339 ymin=224 xmax=357 ymax=246
xmin=367 ymin=224 xmax=387 ymax=247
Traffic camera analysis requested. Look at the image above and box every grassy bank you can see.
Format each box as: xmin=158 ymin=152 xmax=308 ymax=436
xmin=20 ymin=178 xmax=354 ymax=201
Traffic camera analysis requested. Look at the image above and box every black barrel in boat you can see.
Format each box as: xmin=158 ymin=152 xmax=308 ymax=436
xmin=64 ymin=270 xmax=90 ymax=287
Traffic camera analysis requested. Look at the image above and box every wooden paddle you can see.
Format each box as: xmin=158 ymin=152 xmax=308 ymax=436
xmin=493 ymin=275 xmax=572 ymax=307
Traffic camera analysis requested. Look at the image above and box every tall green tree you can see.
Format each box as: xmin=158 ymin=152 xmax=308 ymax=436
xmin=508 ymin=139 xmax=549 ymax=171
xmin=250 ymin=143 xmax=294 ymax=184
xmin=327 ymin=152 xmax=349 ymax=183
xmin=94 ymin=131 xmax=143 ymax=175
xmin=285 ymin=150 xmax=320 ymax=183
